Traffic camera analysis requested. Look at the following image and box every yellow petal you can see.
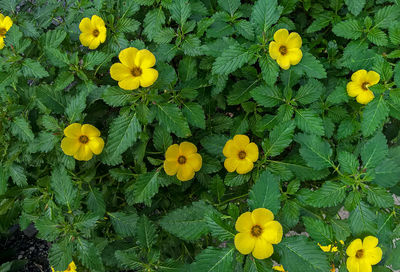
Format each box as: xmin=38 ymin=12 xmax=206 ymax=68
xmin=234 ymin=232 xmax=255 ymax=255
xmin=277 ymin=55 xmax=291 ymax=70
xmin=362 ymin=236 xmax=378 ymax=250
xmin=235 ymin=211 xmax=253 ymax=232
xmin=3 ymin=16 xmax=12 ymax=31
xmin=140 ymin=68 xmax=158 ymax=87
xmin=347 ymin=82 xmax=363 ymax=97
xmin=252 ymin=238 xmax=273 ymax=259
xmin=224 ymin=157 xmax=239 ymax=172
xmin=236 ymin=159 xmax=253 ymax=174
xmin=73 ymin=144 xmax=93 ymax=161
xmin=98 ymin=26 xmax=107 ymax=43
xmin=356 ymin=90 xmax=374 ymax=104
xmin=346 ymin=256 xmax=360 ymax=272
xmin=91 ymin=15 xmax=105 ymax=28
xmin=0 ymin=14 xmax=3 ymax=21
xmin=268 ymin=41 xmax=280 ymax=60
xmin=287 ymin=48 xmax=303 ymax=65
xmin=119 ymin=47 xmax=139 ymax=69
xmin=88 ymin=37 xmax=101 ymax=49
xmin=262 ymin=221 xmax=283 ymax=244
xmin=286 ymin=32 xmax=302 ymax=48
xmin=79 ymin=33 xmax=94 ymax=47
xmin=81 ymin=124 xmax=101 ymax=137
xmin=51 ymin=267 xmax=55 ymax=272
xmin=0 ymin=38 xmax=4 ymax=50
xmin=233 ymin=135 xmax=250 ymax=149
xmin=118 ymin=77 xmax=140 ymax=90
xmin=61 ymin=137 xmax=81 ymax=156
xmin=110 ymin=63 xmax=132 ymax=81
xmin=364 ymin=247 xmax=382 ymax=265
xmin=176 ymin=164 xmax=195 ymax=181
xmin=351 ymin=70 xmax=367 ymax=83
xmin=366 ymin=71 xmax=380 ymax=86
xmin=274 ymin=29 xmax=289 ymax=43
xmin=165 ymin=144 xmax=180 ymax=161
xmin=88 ymin=137 xmax=104 ymax=155
xmin=251 ymin=208 xmax=274 ymax=226
xmin=347 ymin=239 xmax=363 ymax=257
xmin=164 ymin=160 xmax=179 ymax=176
xmin=272 ymin=265 xmax=285 ymax=272
xmin=223 ymin=139 xmax=239 ymax=158
xmin=186 ymin=153 xmax=202 ymax=172
xmin=64 ymin=123 xmax=82 ymax=138
xmin=179 ymin=142 xmax=197 ymax=155
xmin=79 ymin=17 xmax=93 ymax=33
xmin=359 ymin=259 xmax=372 ymax=272
xmin=245 ymin=142 xmax=258 ymax=162
xmin=68 ymin=261 xmax=77 ymax=271
xmin=135 ymin=49 xmax=156 ymax=69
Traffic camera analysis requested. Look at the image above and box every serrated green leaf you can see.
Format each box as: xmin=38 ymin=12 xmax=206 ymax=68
xmin=205 ymin=211 xmax=235 ymax=241
xmin=51 ymin=167 xmax=77 ymax=207
xmin=332 ymin=19 xmax=362 ymax=39
xmin=308 ymin=181 xmax=347 ymax=208
xmin=295 ymin=109 xmax=325 ymax=136
xmin=349 ymin=201 xmax=377 ymax=235
xmin=102 ymin=87 xmax=136 ymax=107
xmin=374 ymin=158 xmax=400 ymax=187
xmin=212 ymin=44 xmax=250 ymax=75
xmin=11 ymin=117 xmax=34 ymax=142
xmin=263 ymin=120 xmax=295 ymax=157
xmin=345 ymin=0 xmax=365 ymax=16
xmin=361 ymin=132 xmax=388 ymax=169
xmin=251 ymin=0 xmax=282 ymax=33
xmin=129 ymin=171 xmax=162 ymax=205
xmin=109 ymin=212 xmax=138 ymax=237
xmin=338 ymin=151 xmax=359 ymax=174
xmin=136 ymin=216 xmax=157 ymax=249
xmin=155 ymin=103 xmax=191 ymax=138
xmin=366 ymin=186 xmax=394 ymax=208
xmin=190 ymin=247 xmax=235 ymax=272
xmin=295 ymin=133 xmax=333 ymax=170
xmin=361 ymin=96 xmax=389 ymax=137
xmin=182 ymin=102 xmax=206 ymax=129
xmin=292 ymin=52 xmax=326 ymax=79
xmin=250 ymin=85 xmax=282 ymax=107
xmin=303 ymin=217 xmax=333 ymax=244
xmin=248 ymin=171 xmax=281 ymax=214
xmin=48 ymin=240 xmax=73 ymax=271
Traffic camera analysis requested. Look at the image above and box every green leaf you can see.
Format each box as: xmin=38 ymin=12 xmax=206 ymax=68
xmin=155 ymin=103 xmax=191 ymax=138
xmin=263 ymin=120 xmax=295 ymax=157
xmin=109 ymin=212 xmax=139 ymax=237
xmin=349 ymin=201 xmax=377 ymax=235
xmin=21 ymin=59 xmax=49 ymax=78
xmin=295 ymin=79 xmax=323 ymax=105
xmin=259 ymin=54 xmax=279 ymax=86
xmin=153 ymin=125 xmax=173 ymax=152
xmin=182 ymin=35 xmax=202 ymax=56
xmin=51 ymin=167 xmax=77 ymax=207
xmin=303 ymin=217 xmax=333 ymax=244
xmin=102 ymin=87 xmax=136 ymax=107
xmin=292 ymin=52 xmax=326 ymax=79
xmin=332 ymin=19 xmax=362 ymax=39
xmin=224 ymin=172 xmax=251 ymax=186
xmin=201 ymin=135 xmax=229 ymax=157
xmin=345 ymin=0 xmax=365 ymax=16
xmin=248 ymin=171 xmax=281 ymax=214
xmin=143 ymin=9 xmax=166 ymax=41
xmin=366 ymin=186 xmax=394 ymax=208
xmin=41 ymin=29 xmax=66 ymax=48
xmin=276 ymin=236 xmax=330 ymax=272
xmin=338 ymin=151 xmax=359 ymax=174
xmin=182 ymin=102 xmax=206 ymax=129
xmin=218 ymin=0 xmax=240 ymax=16
xmin=374 ymin=5 xmax=400 ymax=29
xmin=308 ymin=181 xmax=347 ymax=208
xmin=212 ymin=44 xmax=250 ymax=75
xmin=129 ymin=171 xmax=162 ymax=205
xmin=159 ymin=201 xmax=210 ymax=241
xmin=294 ymin=133 xmax=333 ymax=170
xmin=11 ymin=117 xmax=34 ymax=142
xmin=9 ymin=163 xmax=27 ymax=187
xmin=48 ymin=240 xmax=73 ymax=271
xmin=361 ymin=132 xmax=388 ymax=169
xmin=306 ymin=14 xmax=332 ymax=33
xmin=76 ymin=238 xmax=104 ymax=272
xmin=35 ymin=217 xmax=62 ymax=241
xmin=136 ymin=216 xmax=157 ymax=249
xmin=235 ymin=20 xmax=255 ymax=40
xmin=87 ymin=189 xmax=106 ymax=216
xmin=361 ymin=96 xmax=389 ymax=137
xmin=205 ymin=211 xmax=235 ymax=241
xmin=367 ymin=28 xmax=388 ymax=46
xmin=116 ymin=17 xmax=140 ymax=33
xmin=250 ymin=85 xmax=282 ymax=107
xmin=251 ymin=0 xmax=282 ymax=33
xmin=83 ymin=51 xmax=111 ymax=70
xmin=65 ymin=92 xmax=86 ymax=123
xmin=339 ymin=42 xmax=379 ymax=70
xmin=374 ymin=158 xmax=400 ymax=187
xmin=295 ymin=109 xmax=325 ymax=136
xmin=190 ymin=247 xmax=235 ymax=272
xmin=169 ymin=0 xmax=191 ymax=25
xmin=115 ymin=249 xmax=142 ymax=270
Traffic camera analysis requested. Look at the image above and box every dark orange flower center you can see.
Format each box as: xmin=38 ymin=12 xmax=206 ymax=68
xmin=251 ymin=225 xmax=262 ymax=237
xmin=279 ymin=45 xmax=287 ymax=55
xmin=238 ymin=151 xmax=246 ymax=160
xmin=361 ymin=82 xmax=369 ymax=90
xmin=178 ymin=155 xmax=186 ymax=164
xmin=0 ymin=28 xmax=6 ymax=37
xmin=92 ymin=29 xmax=100 ymax=37
xmin=79 ymin=135 xmax=89 ymax=144
xmin=356 ymin=249 xmax=364 ymax=259
xmin=131 ymin=67 xmax=142 ymax=77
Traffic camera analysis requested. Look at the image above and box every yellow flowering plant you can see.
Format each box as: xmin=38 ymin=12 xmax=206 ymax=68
xmin=1 ymin=0 xmax=400 ymax=271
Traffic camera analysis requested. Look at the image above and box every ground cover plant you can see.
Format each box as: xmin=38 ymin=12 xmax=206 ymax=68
xmin=1 ymin=0 xmax=400 ymax=271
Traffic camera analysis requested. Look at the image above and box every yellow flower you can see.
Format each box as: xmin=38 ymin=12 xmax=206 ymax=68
xmin=223 ymin=135 xmax=258 ymax=174
xmin=79 ymin=15 xmax=106 ymax=49
xmin=51 ymin=261 xmax=77 ymax=272
xmin=163 ymin=142 xmax=202 ymax=182
xmin=318 ymin=240 xmax=344 ymax=252
xmin=234 ymin=208 xmax=283 ymax=260
xmin=269 ymin=29 xmax=303 ymax=70
xmin=346 ymin=236 xmax=382 ymax=272
xmin=330 ymin=264 xmax=336 ymax=272
xmin=0 ymin=13 xmax=13 ymax=50
xmin=346 ymin=70 xmax=380 ymax=105
xmin=110 ymin=47 xmax=159 ymax=90
xmin=272 ymin=265 xmax=286 ymax=271
xmin=61 ymin=123 xmax=105 ymax=161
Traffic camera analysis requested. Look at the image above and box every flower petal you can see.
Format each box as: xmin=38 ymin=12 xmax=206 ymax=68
xmin=88 ymin=137 xmax=104 ymax=155
xmin=186 ymin=153 xmax=202 ymax=172
xmin=81 ymin=124 xmax=101 ymax=137
xmin=3 ymin=16 xmax=12 ymax=31
xmin=236 ymin=159 xmax=253 ymax=174
xmin=119 ymin=47 xmax=139 ymax=69
xmin=98 ymin=26 xmax=107 ymax=43
xmin=251 ymin=208 xmax=274 ymax=226
xmin=234 ymin=232 xmax=255 ymax=255
xmin=91 ymin=15 xmax=105 ymax=28
xmin=347 ymin=82 xmax=363 ymax=97
xmin=140 ymin=68 xmax=158 ymax=87
xmin=233 ymin=135 xmax=250 ymax=149
xmin=362 ymin=236 xmax=379 ymax=250
xmin=79 ymin=17 xmax=93 ymax=33
xmin=61 ymin=138 xmax=81 ymax=156
xmin=274 ymin=29 xmax=289 ymax=43
xmin=64 ymin=123 xmax=82 ymax=138
xmin=269 ymin=41 xmax=280 ymax=60
xmin=88 ymin=37 xmax=101 ymax=49
xmin=224 ymin=157 xmax=239 ymax=172
xmin=79 ymin=33 xmax=94 ymax=47
xmin=245 ymin=142 xmax=258 ymax=162
xmin=262 ymin=221 xmax=283 ymax=244
xmin=346 ymin=256 xmax=360 ymax=272
xmin=359 ymin=259 xmax=372 ymax=272
xmin=277 ymin=55 xmax=291 ymax=70
xmin=110 ymin=63 xmax=132 ymax=81
xmin=235 ymin=211 xmax=253 ymax=232
xmin=347 ymin=239 xmax=363 ymax=257
xmin=164 ymin=160 xmax=179 ymax=176
xmin=165 ymin=144 xmax=180 ymax=161
xmin=287 ymin=48 xmax=303 ymax=65
xmin=223 ymin=139 xmax=239 ymax=158
xmin=176 ymin=164 xmax=195 ymax=181
xmin=356 ymin=90 xmax=374 ymax=105
xmin=286 ymin=32 xmax=302 ymax=48
xmin=366 ymin=71 xmax=380 ymax=86
xmin=252 ymin=238 xmax=274 ymax=259
xmin=351 ymin=70 xmax=367 ymax=83
xmin=0 ymin=38 xmax=4 ymax=49
xmin=73 ymin=144 xmax=93 ymax=161
xmin=118 ymin=77 xmax=140 ymax=90
xmin=364 ymin=247 xmax=382 ymax=265
xmin=179 ymin=142 xmax=197 ymax=155
xmin=135 ymin=49 xmax=156 ymax=69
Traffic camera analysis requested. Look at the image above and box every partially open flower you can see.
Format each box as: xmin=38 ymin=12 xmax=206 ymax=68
xmin=346 ymin=70 xmax=380 ymax=105
xmin=269 ymin=29 xmax=303 ymax=70
xmin=0 ymin=13 xmax=13 ymax=50
xmin=346 ymin=236 xmax=382 ymax=272
xmin=79 ymin=15 xmax=106 ymax=49
xmin=223 ymin=135 xmax=258 ymax=174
